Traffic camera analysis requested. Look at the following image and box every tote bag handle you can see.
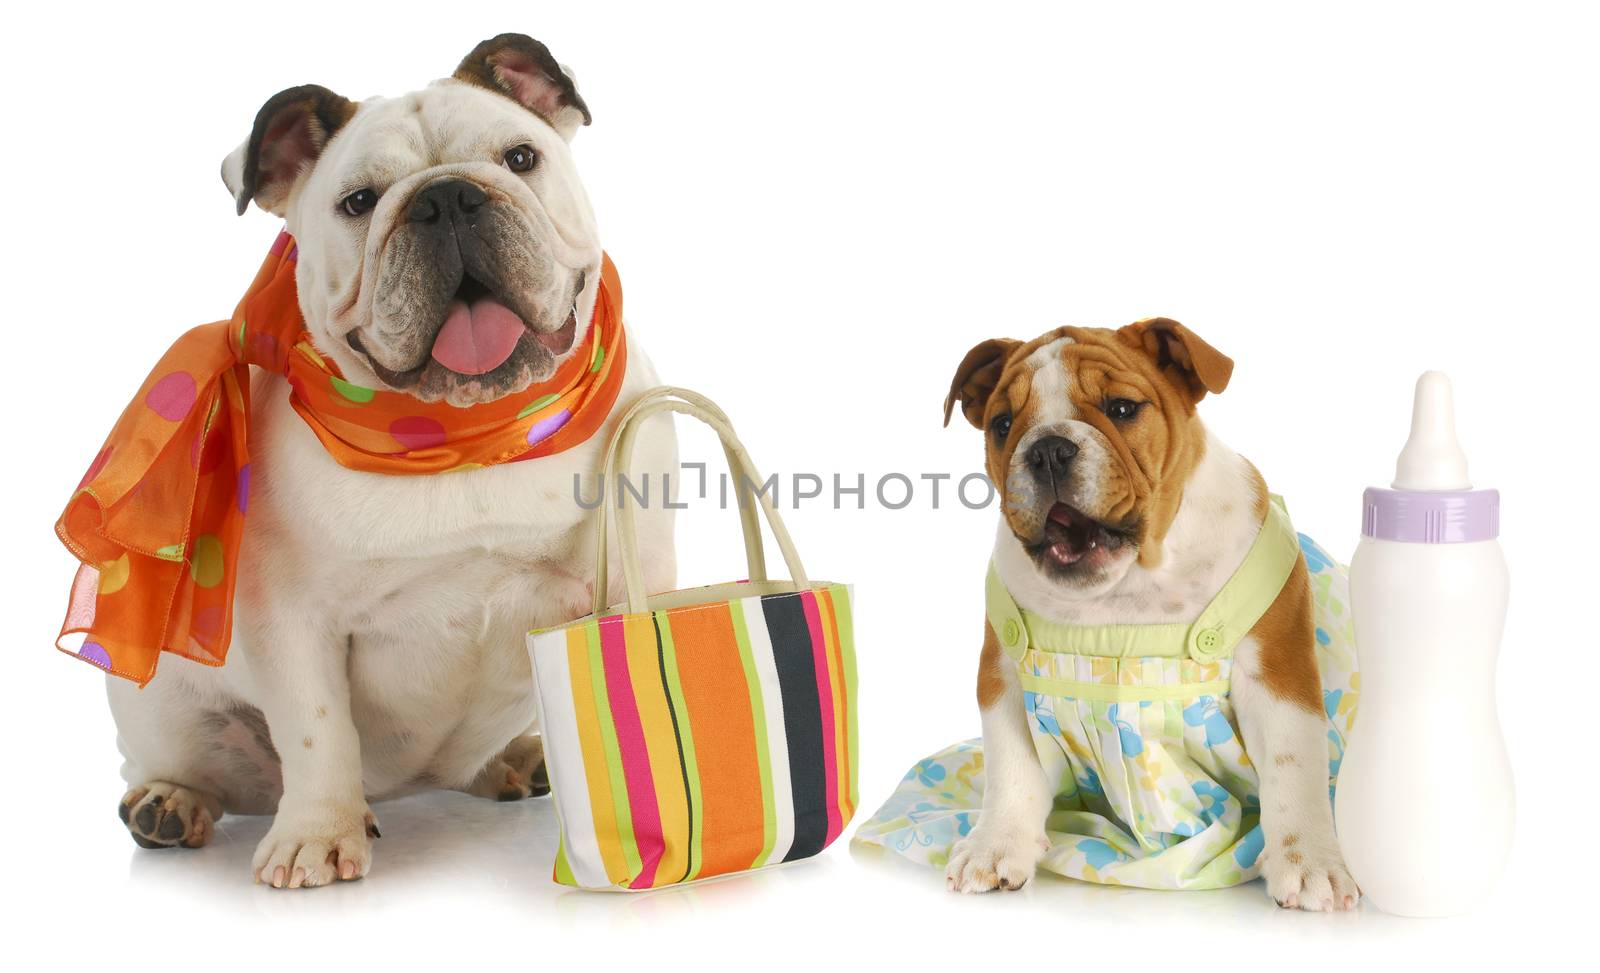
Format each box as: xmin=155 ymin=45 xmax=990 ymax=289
xmin=593 ymin=386 xmax=810 ymax=615
xmin=598 ymin=385 xmax=767 ymax=593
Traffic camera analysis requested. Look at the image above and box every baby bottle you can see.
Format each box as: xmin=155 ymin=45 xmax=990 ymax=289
xmin=1336 ymin=371 xmax=1512 ymax=917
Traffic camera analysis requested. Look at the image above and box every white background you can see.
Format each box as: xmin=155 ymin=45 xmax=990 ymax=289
xmin=2 ymin=1 xmax=1595 ymax=967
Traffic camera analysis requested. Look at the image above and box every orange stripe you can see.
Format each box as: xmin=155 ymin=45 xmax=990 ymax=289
xmin=666 ymin=603 xmax=765 ymax=876
xmin=566 ymin=626 xmax=628 ymax=885
xmin=620 ymin=613 xmax=690 ymax=884
xmin=817 ymin=588 xmax=851 ymax=819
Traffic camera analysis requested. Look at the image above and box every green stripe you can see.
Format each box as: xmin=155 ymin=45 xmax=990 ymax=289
xmin=1016 ymin=608 xmax=1192 ymax=657
xmin=330 ymin=376 xmax=375 ymax=404
xmin=1017 ymin=671 xmax=1232 ymax=703
xmin=655 ymin=612 xmax=704 ymax=881
xmin=729 ymin=598 xmax=778 ymax=867
xmin=553 ymin=841 xmax=576 ymax=887
xmin=517 ymin=393 xmax=561 ymax=420
xmin=585 ymin=623 xmax=642 ymax=881
xmin=591 ymin=343 xmax=605 ymax=373
xmin=832 ymin=585 xmax=861 ymax=810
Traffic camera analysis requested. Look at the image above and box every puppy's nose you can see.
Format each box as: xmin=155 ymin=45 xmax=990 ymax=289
xmin=1026 ymin=435 xmax=1078 ymax=480
xmin=408 ymin=178 xmax=489 ymax=224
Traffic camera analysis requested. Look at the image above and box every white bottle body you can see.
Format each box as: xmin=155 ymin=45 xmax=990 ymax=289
xmin=1337 ymin=537 xmax=1513 ymax=917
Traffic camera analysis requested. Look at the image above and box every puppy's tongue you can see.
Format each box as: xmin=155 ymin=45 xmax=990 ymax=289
xmin=431 ymin=297 xmax=525 ymax=375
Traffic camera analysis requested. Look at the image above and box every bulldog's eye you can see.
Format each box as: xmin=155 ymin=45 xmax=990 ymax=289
xmin=990 ymin=413 xmax=1013 ymax=442
xmin=503 ymin=144 xmax=539 ymax=173
xmin=1104 ymin=398 xmax=1143 ymax=422
xmin=340 ymin=188 xmax=379 ymax=217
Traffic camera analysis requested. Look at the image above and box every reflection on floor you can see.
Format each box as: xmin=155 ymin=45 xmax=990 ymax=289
xmin=111 ymin=787 xmax=1433 ymax=940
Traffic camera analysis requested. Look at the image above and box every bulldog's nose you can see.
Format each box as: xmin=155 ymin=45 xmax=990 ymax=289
xmin=408 ymin=178 xmax=488 ymax=225
xmin=1026 ymin=435 xmax=1078 ymax=480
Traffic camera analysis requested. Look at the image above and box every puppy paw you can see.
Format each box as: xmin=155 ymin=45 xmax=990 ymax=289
xmin=945 ymin=825 xmax=1049 ymax=893
xmin=119 ymin=782 xmax=220 ymax=849
xmin=464 ymin=734 xmax=549 ymax=801
xmin=252 ymin=801 xmax=379 ymax=889
xmin=1262 ymin=841 xmax=1360 ymax=911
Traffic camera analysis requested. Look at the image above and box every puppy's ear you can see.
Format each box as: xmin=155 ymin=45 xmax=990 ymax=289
xmin=453 ymin=33 xmax=591 ymax=140
xmin=1117 ymin=317 xmax=1233 ymax=402
xmin=221 ymin=84 xmax=358 ymax=217
xmin=945 ymin=338 xmax=1022 ymax=429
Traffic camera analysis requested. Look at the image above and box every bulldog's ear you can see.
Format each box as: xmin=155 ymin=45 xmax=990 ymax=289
xmin=1117 ymin=317 xmax=1234 ymax=402
xmin=221 ymin=84 xmax=358 ymax=217
xmin=945 ymin=338 xmax=1022 ymax=429
xmin=453 ymin=33 xmax=592 ymax=140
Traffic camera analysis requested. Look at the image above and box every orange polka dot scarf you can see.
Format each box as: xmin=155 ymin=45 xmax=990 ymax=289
xmin=56 ymin=230 xmax=628 ymax=685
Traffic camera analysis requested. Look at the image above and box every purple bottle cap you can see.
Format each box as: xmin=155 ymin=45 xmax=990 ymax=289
xmin=1362 ymin=488 xmax=1500 ymax=543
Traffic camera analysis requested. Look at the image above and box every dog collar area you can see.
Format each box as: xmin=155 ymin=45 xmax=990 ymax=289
xmin=986 ymin=497 xmax=1303 ymax=666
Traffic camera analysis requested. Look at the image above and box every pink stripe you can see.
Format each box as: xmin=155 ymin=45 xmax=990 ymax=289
xmin=598 ymin=618 xmax=664 ymax=887
xmin=799 ymin=591 xmax=843 ymax=843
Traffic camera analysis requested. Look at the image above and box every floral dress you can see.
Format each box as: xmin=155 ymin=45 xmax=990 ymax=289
xmin=853 ymin=500 xmax=1359 ymax=889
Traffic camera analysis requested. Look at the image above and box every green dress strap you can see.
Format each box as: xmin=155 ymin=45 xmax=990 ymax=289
xmin=986 ymin=497 xmax=1302 ymax=665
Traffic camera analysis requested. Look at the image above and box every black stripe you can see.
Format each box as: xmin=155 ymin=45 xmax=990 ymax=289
xmin=654 ymin=613 xmax=695 ymax=883
xmin=761 ymin=593 xmax=829 ymax=861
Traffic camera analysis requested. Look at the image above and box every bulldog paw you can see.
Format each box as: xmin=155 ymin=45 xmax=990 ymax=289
xmin=945 ymin=825 xmax=1050 ymax=893
xmin=252 ymin=801 xmax=379 ymax=889
xmin=465 ymin=734 xmax=549 ymax=801
xmin=1262 ymin=842 xmax=1360 ymax=912
xmin=119 ymin=782 xmax=220 ymax=849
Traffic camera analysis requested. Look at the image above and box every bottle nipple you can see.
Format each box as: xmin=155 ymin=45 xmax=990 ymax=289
xmin=1393 ymin=371 xmax=1471 ymax=491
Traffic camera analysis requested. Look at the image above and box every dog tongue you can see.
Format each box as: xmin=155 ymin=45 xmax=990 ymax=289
xmin=431 ymin=297 xmax=525 ymax=375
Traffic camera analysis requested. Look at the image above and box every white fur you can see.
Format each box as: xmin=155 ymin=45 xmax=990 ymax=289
xmin=949 ymin=361 xmax=1356 ymax=910
xmin=945 ymin=652 xmax=1050 ymax=893
xmin=1024 ymin=334 xmax=1074 ymax=369
xmin=1232 ymin=636 xmax=1358 ymax=910
xmin=1014 ymin=340 xmax=1079 ymax=447
xmin=110 ymin=71 xmax=677 ymax=889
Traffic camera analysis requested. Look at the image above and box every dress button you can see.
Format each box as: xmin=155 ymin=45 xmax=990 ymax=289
xmin=1194 ymin=628 xmax=1223 ymax=657
xmin=1003 ymin=619 xmax=1021 ymax=647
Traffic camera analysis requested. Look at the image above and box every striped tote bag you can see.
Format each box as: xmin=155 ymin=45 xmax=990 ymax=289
xmin=528 ymin=387 xmax=859 ymax=890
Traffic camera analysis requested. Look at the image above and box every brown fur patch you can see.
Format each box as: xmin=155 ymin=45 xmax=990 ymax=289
xmin=987 ymin=368 xmax=1049 ymax=498
xmin=236 ymin=85 xmax=358 ymax=215
xmin=1274 ymin=753 xmax=1297 ymax=766
xmin=1285 ymin=850 xmax=1304 ymax=864
xmin=1249 ymin=555 xmax=1323 ymax=713
xmin=453 ymin=33 xmax=592 ymax=126
xmin=1116 ymin=318 xmax=1234 ymax=401
xmin=977 ymin=621 xmax=1007 ymax=709
xmin=1054 ymin=326 xmax=1217 ymax=563
xmin=1282 ymin=833 xmax=1300 ymax=846
xmin=944 ymin=338 xmax=1023 ymax=429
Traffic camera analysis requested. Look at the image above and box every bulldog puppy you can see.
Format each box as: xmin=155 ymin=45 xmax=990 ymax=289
xmin=109 ymin=34 xmax=677 ymax=888
xmin=941 ymin=321 xmax=1357 ymax=910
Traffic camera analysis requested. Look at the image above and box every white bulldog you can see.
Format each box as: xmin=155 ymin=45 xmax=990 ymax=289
xmin=109 ymin=33 xmax=678 ymax=889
